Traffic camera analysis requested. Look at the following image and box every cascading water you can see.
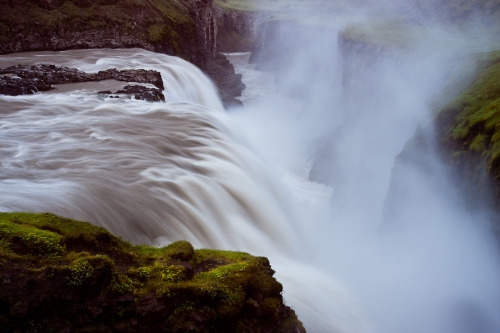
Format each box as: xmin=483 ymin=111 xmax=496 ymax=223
xmin=0 ymin=48 xmax=370 ymax=332
xmin=222 ymin=13 xmax=500 ymax=333
xmin=2 ymin=9 xmax=500 ymax=333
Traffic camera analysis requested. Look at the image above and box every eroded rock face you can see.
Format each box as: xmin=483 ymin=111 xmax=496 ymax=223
xmin=0 ymin=212 xmax=307 ymax=332
xmin=113 ymin=84 xmax=165 ymax=102
xmin=205 ymin=53 xmax=245 ymax=107
xmin=214 ymin=6 xmax=258 ymax=52
xmin=433 ymin=53 xmax=500 ymax=221
xmin=0 ymin=0 xmax=247 ymax=105
xmin=0 ymin=64 xmax=165 ymax=101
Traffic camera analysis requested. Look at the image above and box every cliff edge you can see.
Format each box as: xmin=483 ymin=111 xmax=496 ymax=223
xmin=0 ymin=0 xmax=249 ymax=105
xmin=0 ymin=212 xmax=306 ymax=332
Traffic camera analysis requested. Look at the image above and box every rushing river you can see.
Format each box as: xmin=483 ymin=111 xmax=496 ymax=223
xmin=1 ymin=34 xmax=500 ymax=333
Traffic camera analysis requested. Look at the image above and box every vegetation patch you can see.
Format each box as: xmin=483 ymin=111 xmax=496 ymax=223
xmin=0 ymin=212 xmax=305 ymax=332
xmin=0 ymin=0 xmax=198 ymax=62
xmin=438 ymin=51 xmax=500 ymax=175
xmin=431 ymin=50 xmax=500 ymax=212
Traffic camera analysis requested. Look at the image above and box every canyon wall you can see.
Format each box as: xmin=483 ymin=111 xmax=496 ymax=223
xmin=0 ymin=0 xmax=255 ymax=105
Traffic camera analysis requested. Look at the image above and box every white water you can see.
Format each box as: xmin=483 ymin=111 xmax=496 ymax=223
xmin=222 ymin=16 xmax=500 ymax=333
xmin=1 ymin=18 xmax=500 ymax=333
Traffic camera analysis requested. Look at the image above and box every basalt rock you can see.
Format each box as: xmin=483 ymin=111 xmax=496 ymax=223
xmin=0 ymin=212 xmax=306 ymax=332
xmin=0 ymin=74 xmax=53 ymax=95
xmin=115 ymin=84 xmax=165 ymax=102
xmin=0 ymin=64 xmax=165 ymax=101
xmin=205 ymin=53 xmax=245 ymax=107
xmin=0 ymin=0 xmax=247 ymax=106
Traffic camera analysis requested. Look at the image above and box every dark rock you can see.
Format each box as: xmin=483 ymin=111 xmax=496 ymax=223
xmin=37 ymin=0 xmax=65 ymax=9
xmin=0 ymin=0 xmax=247 ymax=107
xmin=73 ymin=0 xmax=93 ymax=7
xmin=205 ymin=53 xmax=245 ymax=107
xmin=0 ymin=74 xmax=52 ymax=95
xmin=244 ymin=297 xmax=262 ymax=317
xmin=115 ymin=85 xmax=165 ymax=102
xmin=94 ymin=68 xmax=164 ymax=90
xmin=0 ymin=64 xmax=165 ymax=102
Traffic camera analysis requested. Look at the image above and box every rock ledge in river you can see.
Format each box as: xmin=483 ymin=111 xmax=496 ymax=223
xmin=0 ymin=64 xmax=165 ymax=102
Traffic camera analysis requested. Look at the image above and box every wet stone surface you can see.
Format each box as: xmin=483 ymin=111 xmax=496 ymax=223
xmin=0 ymin=64 xmax=165 ymax=102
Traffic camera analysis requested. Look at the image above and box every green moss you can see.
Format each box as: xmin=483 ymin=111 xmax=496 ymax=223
xmin=470 ymin=133 xmax=487 ymax=152
xmin=0 ymin=218 xmax=65 ymax=258
xmin=159 ymin=265 xmax=188 ymax=282
xmin=66 ymin=257 xmax=94 ymax=286
xmin=148 ymin=24 xmax=165 ymax=42
xmin=163 ymin=240 xmax=194 ymax=260
xmin=261 ymin=297 xmax=281 ymax=321
xmin=192 ymin=248 xmax=253 ymax=266
xmin=0 ymin=213 xmax=302 ymax=331
xmin=65 ymin=254 xmax=116 ymax=287
xmin=440 ymin=52 xmax=500 ymax=177
xmin=136 ymin=266 xmax=151 ymax=280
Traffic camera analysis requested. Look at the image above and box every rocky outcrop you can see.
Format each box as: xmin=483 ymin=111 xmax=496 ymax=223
xmin=214 ymin=5 xmax=258 ymax=52
xmin=113 ymin=84 xmax=165 ymax=102
xmin=0 ymin=0 xmax=247 ymax=105
xmin=0 ymin=64 xmax=165 ymax=101
xmin=0 ymin=212 xmax=306 ymax=332
xmin=383 ymin=51 xmax=500 ymax=228
xmin=434 ymin=52 xmax=500 ymax=219
xmin=205 ymin=53 xmax=245 ymax=107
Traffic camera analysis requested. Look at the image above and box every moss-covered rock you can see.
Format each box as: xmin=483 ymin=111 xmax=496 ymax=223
xmin=435 ymin=51 xmax=500 ymax=214
xmin=0 ymin=212 xmax=305 ymax=332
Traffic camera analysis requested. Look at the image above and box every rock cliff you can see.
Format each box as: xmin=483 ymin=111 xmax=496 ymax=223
xmin=434 ymin=52 xmax=500 ymax=219
xmin=0 ymin=212 xmax=306 ymax=332
xmin=0 ymin=0 xmax=252 ymax=105
xmin=213 ymin=4 xmax=258 ymax=52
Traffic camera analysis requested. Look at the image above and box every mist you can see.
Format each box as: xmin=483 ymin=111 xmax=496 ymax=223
xmin=2 ymin=1 xmax=500 ymax=332
xmin=224 ymin=1 xmax=500 ymax=332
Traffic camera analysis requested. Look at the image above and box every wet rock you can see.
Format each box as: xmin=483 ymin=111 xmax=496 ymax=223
xmin=0 ymin=0 xmax=247 ymax=107
xmin=115 ymin=85 xmax=165 ymax=102
xmin=94 ymin=68 xmax=164 ymax=90
xmin=205 ymin=53 xmax=245 ymax=107
xmin=0 ymin=75 xmax=52 ymax=95
xmin=0 ymin=64 xmax=165 ymax=102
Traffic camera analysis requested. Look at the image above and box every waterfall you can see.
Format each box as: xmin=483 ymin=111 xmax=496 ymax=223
xmin=0 ymin=48 xmax=371 ymax=332
xmin=2 ymin=34 xmax=500 ymax=333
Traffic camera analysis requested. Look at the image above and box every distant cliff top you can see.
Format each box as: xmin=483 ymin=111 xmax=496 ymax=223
xmin=0 ymin=0 xmax=205 ymax=65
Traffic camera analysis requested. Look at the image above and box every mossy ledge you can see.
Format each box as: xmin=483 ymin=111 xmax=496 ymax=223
xmin=0 ymin=212 xmax=305 ymax=332
xmin=435 ymin=51 xmax=500 ymax=214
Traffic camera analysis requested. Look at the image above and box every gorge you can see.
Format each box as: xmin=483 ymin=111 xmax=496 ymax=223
xmin=2 ymin=0 xmax=500 ymax=332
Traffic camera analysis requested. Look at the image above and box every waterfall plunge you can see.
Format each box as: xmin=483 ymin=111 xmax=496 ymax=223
xmin=0 ymin=48 xmax=370 ymax=332
xmin=2 ymin=33 xmax=500 ymax=333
